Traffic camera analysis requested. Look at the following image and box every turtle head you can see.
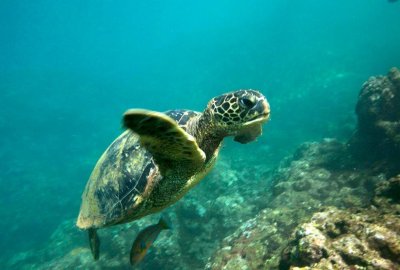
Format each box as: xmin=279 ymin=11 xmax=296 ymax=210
xmin=206 ymin=89 xmax=270 ymax=144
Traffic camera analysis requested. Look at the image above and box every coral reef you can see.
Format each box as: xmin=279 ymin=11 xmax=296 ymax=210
xmin=205 ymin=139 xmax=388 ymax=270
xmin=269 ymin=139 xmax=382 ymax=211
xmin=279 ymin=175 xmax=400 ymax=270
xmin=204 ymin=207 xmax=309 ymax=270
xmin=206 ymin=170 xmax=400 ymax=270
xmin=279 ymin=206 xmax=400 ymax=270
xmin=349 ymin=67 xmax=400 ymax=173
xmin=372 ymin=174 xmax=400 ymax=213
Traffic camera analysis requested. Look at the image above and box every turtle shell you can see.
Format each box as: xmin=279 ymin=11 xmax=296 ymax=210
xmin=76 ymin=110 xmax=200 ymax=229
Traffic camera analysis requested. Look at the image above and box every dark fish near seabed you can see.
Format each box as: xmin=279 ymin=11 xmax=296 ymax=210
xmin=130 ymin=217 xmax=170 ymax=266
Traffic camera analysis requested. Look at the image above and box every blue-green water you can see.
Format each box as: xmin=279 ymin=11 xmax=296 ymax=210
xmin=1 ymin=0 xmax=399 ymax=269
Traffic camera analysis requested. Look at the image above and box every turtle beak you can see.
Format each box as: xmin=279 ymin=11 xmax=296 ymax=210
xmin=258 ymin=99 xmax=270 ymax=121
xmin=234 ymin=97 xmax=270 ymax=143
xmin=243 ymin=98 xmax=270 ymax=126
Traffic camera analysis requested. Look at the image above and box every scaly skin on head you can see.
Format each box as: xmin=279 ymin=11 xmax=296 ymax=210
xmin=187 ymin=89 xmax=270 ymax=160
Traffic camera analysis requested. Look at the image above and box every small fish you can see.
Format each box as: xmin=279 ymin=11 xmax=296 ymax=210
xmin=130 ymin=217 xmax=170 ymax=266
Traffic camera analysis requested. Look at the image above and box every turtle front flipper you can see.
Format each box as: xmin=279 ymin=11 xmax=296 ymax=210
xmin=123 ymin=109 xmax=206 ymax=174
xmin=88 ymin=228 xmax=100 ymax=260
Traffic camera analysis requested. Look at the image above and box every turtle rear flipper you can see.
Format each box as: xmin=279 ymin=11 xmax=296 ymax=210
xmin=88 ymin=228 xmax=100 ymax=260
xmin=123 ymin=109 xmax=206 ymax=174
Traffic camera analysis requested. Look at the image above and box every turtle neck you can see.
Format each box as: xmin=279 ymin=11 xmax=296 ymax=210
xmin=187 ymin=110 xmax=225 ymax=162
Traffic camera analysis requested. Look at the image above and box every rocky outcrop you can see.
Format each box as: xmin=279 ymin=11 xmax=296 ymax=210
xmin=279 ymin=206 xmax=400 ymax=270
xmin=205 ymin=171 xmax=400 ymax=270
xmin=350 ymin=67 xmax=400 ymax=173
xmin=372 ymin=174 xmax=400 ymax=213
xmin=279 ymin=175 xmax=400 ymax=270
xmin=205 ymin=139 xmax=388 ymax=270
xmin=269 ymin=139 xmax=381 ymax=211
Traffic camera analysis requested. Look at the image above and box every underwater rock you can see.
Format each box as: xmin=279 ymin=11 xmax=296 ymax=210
xmin=204 ymin=207 xmax=310 ymax=270
xmin=372 ymin=174 xmax=400 ymax=214
xmin=205 ymin=137 xmax=394 ymax=270
xmin=279 ymin=206 xmax=400 ymax=270
xmin=269 ymin=138 xmax=383 ymax=211
xmin=350 ymin=67 xmax=400 ymax=173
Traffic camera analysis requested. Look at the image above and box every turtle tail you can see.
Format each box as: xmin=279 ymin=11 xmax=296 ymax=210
xmin=158 ymin=217 xmax=171 ymax=230
xmin=88 ymin=228 xmax=100 ymax=260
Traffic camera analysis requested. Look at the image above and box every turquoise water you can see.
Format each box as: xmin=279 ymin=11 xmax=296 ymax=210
xmin=1 ymin=0 xmax=399 ymax=269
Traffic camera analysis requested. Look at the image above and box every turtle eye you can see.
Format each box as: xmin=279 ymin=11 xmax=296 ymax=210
xmin=239 ymin=97 xmax=256 ymax=109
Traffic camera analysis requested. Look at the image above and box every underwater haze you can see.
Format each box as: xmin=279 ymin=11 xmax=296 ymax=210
xmin=1 ymin=0 xmax=400 ymax=269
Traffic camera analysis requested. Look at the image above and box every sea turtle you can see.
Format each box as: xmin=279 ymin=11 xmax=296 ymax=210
xmin=77 ymin=89 xmax=270 ymax=260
